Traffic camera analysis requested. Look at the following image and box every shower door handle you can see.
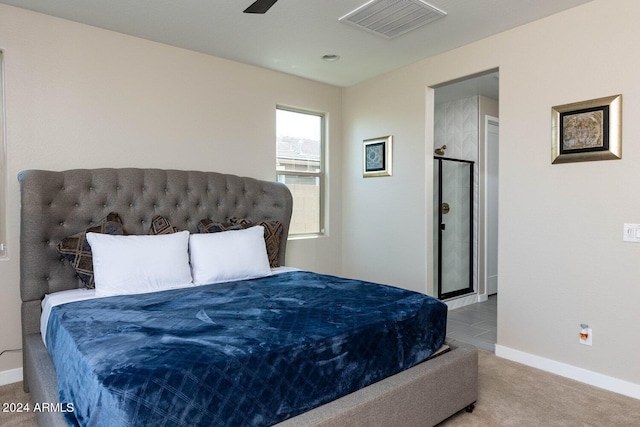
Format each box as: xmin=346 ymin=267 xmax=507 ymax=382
xmin=440 ymin=202 xmax=449 ymax=231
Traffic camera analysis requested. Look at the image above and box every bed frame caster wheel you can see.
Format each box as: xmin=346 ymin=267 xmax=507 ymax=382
xmin=465 ymin=403 xmax=475 ymax=413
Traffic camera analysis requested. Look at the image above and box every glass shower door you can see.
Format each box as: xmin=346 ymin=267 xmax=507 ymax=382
xmin=435 ymin=158 xmax=474 ymax=300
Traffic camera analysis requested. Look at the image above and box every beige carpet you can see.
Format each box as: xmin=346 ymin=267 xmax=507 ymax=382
xmin=1 ymin=350 xmax=639 ymax=426
xmin=0 ymin=382 xmax=36 ymax=427
xmin=440 ymin=350 xmax=640 ymax=426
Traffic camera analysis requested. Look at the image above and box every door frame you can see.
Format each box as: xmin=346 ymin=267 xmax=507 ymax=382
xmin=484 ymin=116 xmax=499 ymax=296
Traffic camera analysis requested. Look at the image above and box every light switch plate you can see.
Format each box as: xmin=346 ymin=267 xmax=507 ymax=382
xmin=623 ymin=224 xmax=640 ymax=242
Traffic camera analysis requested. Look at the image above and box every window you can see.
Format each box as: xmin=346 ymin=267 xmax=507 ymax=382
xmin=0 ymin=51 xmax=6 ymax=257
xmin=276 ymin=107 xmax=324 ymax=236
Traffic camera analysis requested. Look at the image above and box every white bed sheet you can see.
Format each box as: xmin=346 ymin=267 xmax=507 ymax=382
xmin=40 ymin=266 xmax=301 ymax=347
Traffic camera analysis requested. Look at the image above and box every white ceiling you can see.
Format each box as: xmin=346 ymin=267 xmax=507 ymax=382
xmin=1 ymin=0 xmax=593 ymax=87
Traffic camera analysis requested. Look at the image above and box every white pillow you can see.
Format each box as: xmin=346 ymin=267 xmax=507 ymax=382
xmin=189 ymin=225 xmax=272 ymax=285
xmin=86 ymin=231 xmax=193 ymax=297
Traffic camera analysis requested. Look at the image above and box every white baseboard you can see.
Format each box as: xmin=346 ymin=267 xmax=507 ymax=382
xmin=0 ymin=367 xmax=23 ymax=386
xmin=444 ymin=293 xmax=478 ymax=310
xmin=445 ymin=293 xmax=489 ymax=310
xmin=495 ymin=345 xmax=640 ymax=400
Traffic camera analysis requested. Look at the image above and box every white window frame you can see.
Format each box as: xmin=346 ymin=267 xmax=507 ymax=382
xmin=276 ymin=106 xmax=325 ymax=238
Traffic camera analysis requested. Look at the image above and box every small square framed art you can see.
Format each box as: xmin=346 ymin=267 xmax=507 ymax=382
xmin=363 ymin=135 xmax=392 ymax=177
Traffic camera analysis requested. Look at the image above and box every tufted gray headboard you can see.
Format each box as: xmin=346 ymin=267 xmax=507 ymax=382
xmin=18 ymin=168 xmax=293 ymax=338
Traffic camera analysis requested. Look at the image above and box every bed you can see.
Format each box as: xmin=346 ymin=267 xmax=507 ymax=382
xmin=19 ymin=168 xmax=477 ymax=427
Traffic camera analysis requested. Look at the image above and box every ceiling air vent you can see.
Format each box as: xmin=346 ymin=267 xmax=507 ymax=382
xmin=340 ymin=0 xmax=446 ymax=39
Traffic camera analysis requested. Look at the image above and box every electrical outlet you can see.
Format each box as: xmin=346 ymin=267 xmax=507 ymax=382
xmin=579 ymin=328 xmax=593 ymax=346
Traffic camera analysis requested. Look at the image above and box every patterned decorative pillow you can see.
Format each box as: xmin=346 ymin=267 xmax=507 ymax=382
xmin=197 ymin=219 xmax=247 ymax=234
xmin=149 ymin=215 xmax=179 ymax=235
xmin=229 ymin=217 xmax=283 ymax=268
xmin=57 ymin=212 xmax=126 ymax=288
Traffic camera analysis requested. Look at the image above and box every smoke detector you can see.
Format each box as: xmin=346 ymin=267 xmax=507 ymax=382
xmin=340 ymin=0 xmax=447 ymax=39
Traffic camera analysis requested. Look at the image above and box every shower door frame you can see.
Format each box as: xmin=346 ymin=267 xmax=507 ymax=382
xmin=435 ymin=157 xmax=475 ymax=300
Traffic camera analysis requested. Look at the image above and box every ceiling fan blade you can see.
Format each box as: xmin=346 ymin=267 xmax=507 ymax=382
xmin=243 ymin=0 xmax=278 ymax=14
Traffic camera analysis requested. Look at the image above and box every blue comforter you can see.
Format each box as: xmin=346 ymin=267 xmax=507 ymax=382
xmin=46 ymin=271 xmax=447 ymax=426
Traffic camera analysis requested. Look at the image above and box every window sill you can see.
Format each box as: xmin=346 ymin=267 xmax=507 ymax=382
xmin=287 ymin=233 xmax=326 ymax=241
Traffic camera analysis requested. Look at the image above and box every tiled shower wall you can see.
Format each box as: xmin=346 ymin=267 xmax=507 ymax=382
xmin=433 ymin=96 xmax=479 ymax=297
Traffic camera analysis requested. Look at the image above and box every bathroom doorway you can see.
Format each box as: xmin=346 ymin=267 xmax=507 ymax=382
xmin=432 ymin=70 xmax=499 ymax=304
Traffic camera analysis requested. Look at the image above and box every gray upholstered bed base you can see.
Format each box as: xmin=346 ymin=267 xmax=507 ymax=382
xmin=19 ymin=168 xmax=477 ymax=427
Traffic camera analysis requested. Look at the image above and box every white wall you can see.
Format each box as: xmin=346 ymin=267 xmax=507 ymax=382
xmin=343 ymin=0 xmax=640 ymax=391
xmin=0 ymin=4 xmax=343 ymax=375
xmin=342 ymin=66 xmax=430 ymax=294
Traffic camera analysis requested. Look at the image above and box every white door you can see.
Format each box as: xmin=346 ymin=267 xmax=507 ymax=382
xmin=486 ymin=118 xmax=499 ymax=295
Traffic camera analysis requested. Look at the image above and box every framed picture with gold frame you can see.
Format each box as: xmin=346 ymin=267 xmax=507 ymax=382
xmin=363 ymin=135 xmax=392 ymax=177
xmin=551 ymin=94 xmax=622 ymax=164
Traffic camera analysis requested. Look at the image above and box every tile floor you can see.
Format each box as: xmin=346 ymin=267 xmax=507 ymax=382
xmin=446 ymin=295 xmax=497 ymax=352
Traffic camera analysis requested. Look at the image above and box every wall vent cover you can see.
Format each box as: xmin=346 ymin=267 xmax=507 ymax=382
xmin=339 ymin=0 xmax=447 ymax=39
